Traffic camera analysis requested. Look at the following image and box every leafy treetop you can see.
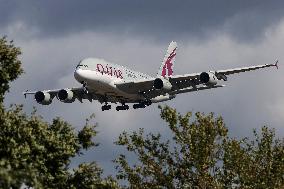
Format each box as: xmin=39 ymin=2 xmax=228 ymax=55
xmin=0 ymin=36 xmax=23 ymax=103
xmin=115 ymin=105 xmax=284 ymax=189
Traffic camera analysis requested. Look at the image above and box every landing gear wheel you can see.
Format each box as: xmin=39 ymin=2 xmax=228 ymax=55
xmin=116 ymin=105 xmax=129 ymax=111
xmin=102 ymin=104 xmax=111 ymax=111
xmin=144 ymin=100 xmax=152 ymax=106
xmin=133 ymin=103 xmax=146 ymax=109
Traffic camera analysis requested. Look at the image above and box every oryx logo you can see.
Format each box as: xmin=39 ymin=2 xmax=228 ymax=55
xmin=161 ymin=47 xmax=176 ymax=77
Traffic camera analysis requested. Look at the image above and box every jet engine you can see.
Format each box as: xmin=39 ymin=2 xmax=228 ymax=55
xmin=34 ymin=91 xmax=52 ymax=105
xmin=153 ymin=78 xmax=172 ymax=91
xmin=57 ymin=89 xmax=75 ymax=103
xmin=199 ymin=72 xmax=218 ymax=85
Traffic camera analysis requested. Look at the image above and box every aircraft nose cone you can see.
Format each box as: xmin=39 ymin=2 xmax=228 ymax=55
xmin=74 ymin=69 xmax=84 ymax=83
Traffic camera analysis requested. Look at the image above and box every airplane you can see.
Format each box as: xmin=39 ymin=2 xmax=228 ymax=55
xmin=23 ymin=41 xmax=279 ymax=111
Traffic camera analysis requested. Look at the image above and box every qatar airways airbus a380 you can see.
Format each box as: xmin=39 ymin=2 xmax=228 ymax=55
xmin=24 ymin=41 xmax=278 ymax=111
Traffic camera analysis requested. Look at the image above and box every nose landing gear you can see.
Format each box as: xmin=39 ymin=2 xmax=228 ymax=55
xmin=82 ymin=81 xmax=89 ymax=94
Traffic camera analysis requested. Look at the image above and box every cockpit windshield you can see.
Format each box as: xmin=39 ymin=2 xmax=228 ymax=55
xmin=76 ymin=60 xmax=89 ymax=69
xmin=76 ymin=60 xmax=83 ymax=69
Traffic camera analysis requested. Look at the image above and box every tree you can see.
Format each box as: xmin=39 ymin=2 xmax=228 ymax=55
xmin=0 ymin=36 xmax=23 ymax=103
xmin=0 ymin=106 xmax=120 ymax=188
xmin=115 ymin=105 xmax=284 ymax=188
xmin=0 ymin=37 xmax=119 ymax=188
xmin=221 ymin=127 xmax=284 ymax=188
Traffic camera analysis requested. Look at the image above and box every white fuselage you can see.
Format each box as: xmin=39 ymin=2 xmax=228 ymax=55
xmin=74 ymin=58 xmax=154 ymax=103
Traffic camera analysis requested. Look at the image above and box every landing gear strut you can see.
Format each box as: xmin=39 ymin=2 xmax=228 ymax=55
xmin=82 ymin=81 xmax=89 ymax=94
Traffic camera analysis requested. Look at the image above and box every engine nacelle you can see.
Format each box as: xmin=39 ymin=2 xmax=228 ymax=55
xmin=34 ymin=91 xmax=52 ymax=105
xmin=199 ymin=72 xmax=218 ymax=85
xmin=57 ymin=89 xmax=75 ymax=103
xmin=151 ymin=94 xmax=176 ymax=103
xmin=153 ymin=78 xmax=172 ymax=91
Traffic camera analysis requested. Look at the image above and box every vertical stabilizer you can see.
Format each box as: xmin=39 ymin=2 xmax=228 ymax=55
xmin=157 ymin=41 xmax=177 ymax=78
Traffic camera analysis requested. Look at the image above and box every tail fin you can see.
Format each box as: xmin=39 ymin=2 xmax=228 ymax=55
xmin=157 ymin=41 xmax=177 ymax=78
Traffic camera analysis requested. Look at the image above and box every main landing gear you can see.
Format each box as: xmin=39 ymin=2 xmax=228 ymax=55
xmin=116 ymin=104 xmax=129 ymax=111
xmin=133 ymin=101 xmax=152 ymax=109
xmin=101 ymin=104 xmax=111 ymax=111
xmin=101 ymin=101 xmax=152 ymax=111
xmin=133 ymin=103 xmax=145 ymax=109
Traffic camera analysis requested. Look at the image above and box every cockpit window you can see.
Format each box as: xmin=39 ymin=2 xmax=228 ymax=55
xmin=76 ymin=60 xmax=89 ymax=69
xmin=76 ymin=65 xmax=88 ymax=69
xmin=76 ymin=60 xmax=82 ymax=69
xmin=77 ymin=60 xmax=90 ymax=69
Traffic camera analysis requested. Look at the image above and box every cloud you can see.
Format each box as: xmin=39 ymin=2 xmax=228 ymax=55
xmin=1 ymin=1 xmax=284 ymax=41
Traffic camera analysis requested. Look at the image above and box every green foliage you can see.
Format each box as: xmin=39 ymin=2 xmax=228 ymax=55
xmin=78 ymin=114 xmax=99 ymax=150
xmin=221 ymin=127 xmax=284 ymax=188
xmin=115 ymin=105 xmax=284 ymax=188
xmin=0 ymin=105 xmax=114 ymax=188
xmin=70 ymin=162 xmax=120 ymax=189
xmin=0 ymin=36 xmax=23 ymax=103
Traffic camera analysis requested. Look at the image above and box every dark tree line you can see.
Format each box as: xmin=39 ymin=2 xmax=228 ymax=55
xmin=0 ymin=37 xmax=283 ymax=188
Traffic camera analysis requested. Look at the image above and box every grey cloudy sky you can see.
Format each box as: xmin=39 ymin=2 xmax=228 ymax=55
xmin=1 ymin=0 xmax=284 ymax=176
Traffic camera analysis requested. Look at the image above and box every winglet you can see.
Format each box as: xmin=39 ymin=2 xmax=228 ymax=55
xmin=23 ymin=90 xmax=28 ymax=98
xmin=275 ymin=60 xmax=279 ymax=69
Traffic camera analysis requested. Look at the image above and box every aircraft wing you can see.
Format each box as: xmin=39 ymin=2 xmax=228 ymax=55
xmin=115 ymin=61 xmax=278 ymax=98
xmin=23 ymin=87 xmax=90 ymax=102
xmin=115 ymin=78 xmax=224 ymax=99
xmin=23 ymin=87 xmax=135 ymax=103
xmin=23 ymin=87 xmax=83 ymax=96
xmin=171 ymin=84 xmax=225 ymax=95
xmin=24 ymin=89 xmax=61 ymax=98
xmin=215 ymin=61 xmax=278 ymax=76
xmin=170 ymin=61 xmax=278 ymax=82
xmin=115 ymin=79 xmax=154 ymax=94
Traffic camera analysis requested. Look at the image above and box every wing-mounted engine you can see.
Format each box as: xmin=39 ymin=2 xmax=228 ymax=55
xmin=34 ymin=91 xmax=52 ymax=105
xmin=153 ymin=78 xmax=172 ymax=91
xmin=199 ymin=72 xmax=218 ymax=85
xmin=57 ymin=89 xmax=76 ymax=103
